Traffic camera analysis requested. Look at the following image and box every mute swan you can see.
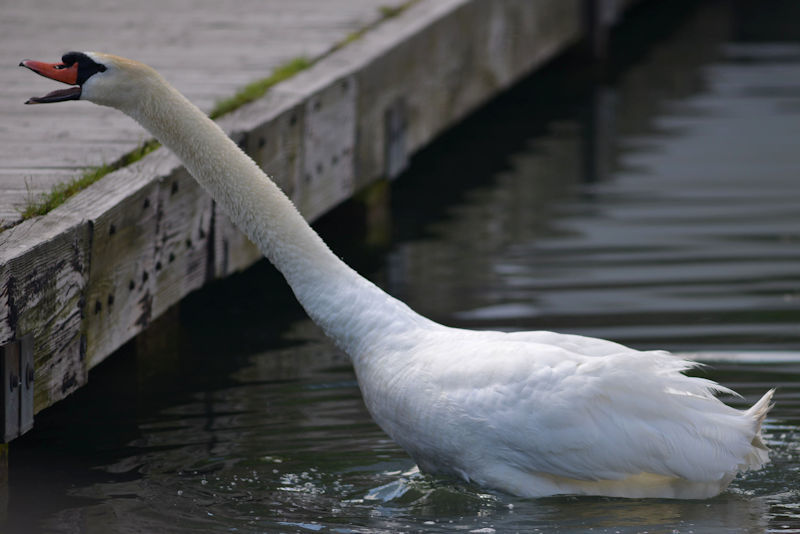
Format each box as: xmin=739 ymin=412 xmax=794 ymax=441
xmin=21 ymin=52 xmax=774 ymax=499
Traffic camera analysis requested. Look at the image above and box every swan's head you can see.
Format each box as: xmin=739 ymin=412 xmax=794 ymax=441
xmin=20 ymin=51 xmax=159 ymax=111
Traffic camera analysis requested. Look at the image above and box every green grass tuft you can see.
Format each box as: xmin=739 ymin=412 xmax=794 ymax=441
xmin=19 ymin=139 xmax=161 ymax=219
xmin=209 ymin=57 xmax=312 ymax=120
xmin=378 ymin=5 xmax=406 ymax=18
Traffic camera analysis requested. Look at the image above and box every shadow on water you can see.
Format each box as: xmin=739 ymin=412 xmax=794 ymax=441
xmin=4 ymin=0 xmax=800 ymax=532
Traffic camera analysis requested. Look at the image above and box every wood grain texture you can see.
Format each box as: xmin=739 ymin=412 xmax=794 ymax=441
xmin=297 ymin=75 xmax=357 ymax=221
xmin=78 ymin=151 xmax=191 ymax=369
xmin=151 ymin=168 xmax=215 ymax=319
xmin=85 ymin=165 xmax=214 ymax=370
xmin=0 ymin=214 xmax=90 ymax=412
xmin=83 ymin=180 xmax=160 ymax=369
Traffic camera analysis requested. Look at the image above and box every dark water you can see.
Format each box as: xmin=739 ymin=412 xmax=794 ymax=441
xmin=5 ymin=1 xmax=800 ymax=532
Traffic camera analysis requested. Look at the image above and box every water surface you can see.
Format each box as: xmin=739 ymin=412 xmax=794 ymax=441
xmin=5 ymin=1 xmax=800 ymax=532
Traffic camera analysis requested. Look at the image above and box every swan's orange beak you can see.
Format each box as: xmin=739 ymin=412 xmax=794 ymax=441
xmin=20 ymin=59 xmax=82 ymax=104
xmin=20 ymin=60 xmax=79 ymax=85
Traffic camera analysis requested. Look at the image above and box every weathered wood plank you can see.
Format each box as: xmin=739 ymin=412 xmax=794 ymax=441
xmin=68 ymin=150 xmax=180 ymax=370
xmin=0 ymin=143 xmax=138 ymax=170
xmin=296 ymin=75 xmax=357 ymax=221
xmin=0 ymin=214 xmax=90 ymax=413
xmin=350 ymin=0 xmax=584 ymax=188
xmin=211 ymin=207 xmax=263 ymax=281
xmin=82 ymin=164 xmax=215 ymax=371
xmin=150 ymin=167 xmax=214 ymax=319
xmin=83 ymin=180 xmax=160 ymax=370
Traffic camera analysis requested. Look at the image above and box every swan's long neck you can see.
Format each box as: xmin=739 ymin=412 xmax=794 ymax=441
xmin=122 ymin=73 xmax=431 ymax=360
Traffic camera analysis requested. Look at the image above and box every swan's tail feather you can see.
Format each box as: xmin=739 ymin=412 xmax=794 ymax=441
xmin=743 ymin=388 xmax=774 ymax=469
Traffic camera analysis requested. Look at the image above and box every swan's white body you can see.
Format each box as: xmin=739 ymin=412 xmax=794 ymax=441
xmin=24 ymin=52 xmax=773 ymax=499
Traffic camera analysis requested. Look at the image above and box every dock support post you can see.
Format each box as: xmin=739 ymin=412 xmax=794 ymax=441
xmin=0 ymin=345 xmax=20 ymax=443
xmin=0 ymin=443 xmax=7 ymax=524
xmin=584 ymin=0 xmax=620 ymax=60
xmin=1 ymin=336 xmax=34 ymax=443
xmin=358 ymin=179 xmax=392 ymax=249
xmin=384 ymin=98 xmax=409 ymax=181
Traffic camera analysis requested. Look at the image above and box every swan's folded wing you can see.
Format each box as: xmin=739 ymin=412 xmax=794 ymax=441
xmin=502 ymin=329 xmax=636 ymax=357
xmin=438 ymin=343 xmax=760 ymax=484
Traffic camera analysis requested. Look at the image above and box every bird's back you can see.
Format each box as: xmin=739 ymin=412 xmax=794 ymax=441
xmin=355 ymin=327 xmax=773 ymax=499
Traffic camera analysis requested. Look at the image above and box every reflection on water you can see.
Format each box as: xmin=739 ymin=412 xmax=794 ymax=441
xmin=388 ymin=2 xmax=800 ymax=353
xmin=5 ymin=1 xmax=800 ymax=533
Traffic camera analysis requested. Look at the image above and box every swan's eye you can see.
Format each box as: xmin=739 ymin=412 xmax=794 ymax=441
xmin=54 ymin=64 xmax=67 ymax=70
xmin=57 ymin=52 xmax=107 ymax=84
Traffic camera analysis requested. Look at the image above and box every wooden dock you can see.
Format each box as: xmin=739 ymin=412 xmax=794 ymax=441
xmin=0 ymin=0 xmax=640 ymax=440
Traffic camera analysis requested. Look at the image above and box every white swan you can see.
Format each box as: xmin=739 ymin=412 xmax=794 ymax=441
xmin=21 ymin=52 xmax=774 ymax=499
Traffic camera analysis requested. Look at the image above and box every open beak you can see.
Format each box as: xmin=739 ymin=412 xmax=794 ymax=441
xmin=20 ymin=59 xmax=82 ymax=104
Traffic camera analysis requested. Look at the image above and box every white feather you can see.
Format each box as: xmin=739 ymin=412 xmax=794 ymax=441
xmin=357 ymin=326 xmax=772 ymax=498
